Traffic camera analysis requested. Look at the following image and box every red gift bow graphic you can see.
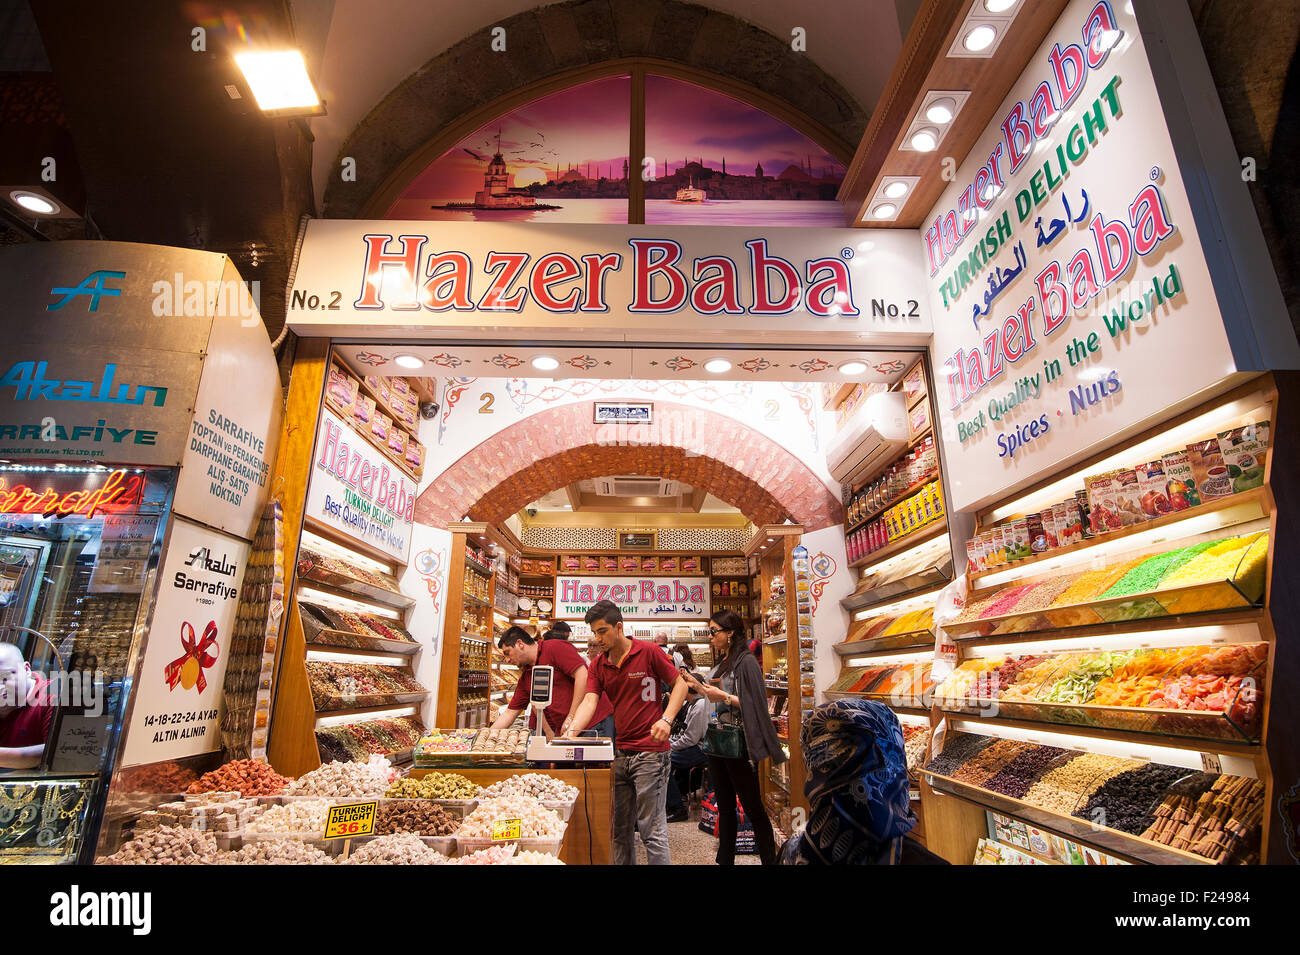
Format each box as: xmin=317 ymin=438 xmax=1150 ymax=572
xmin=164 ymin=620 xmax=219 ymax=693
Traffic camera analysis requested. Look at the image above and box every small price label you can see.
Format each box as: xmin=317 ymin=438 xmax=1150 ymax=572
xmin=491 ymin=818 xmax=522 ymax=841
xmin=323 ymin=801 xmax=377 ymax=840
xmin=1201 ymin=752 xmax=1223 ymax=773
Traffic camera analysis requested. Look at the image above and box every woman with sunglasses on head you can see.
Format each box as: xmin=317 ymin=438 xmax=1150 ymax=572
xmin=681 ymin=610 xmax=784 ymax=865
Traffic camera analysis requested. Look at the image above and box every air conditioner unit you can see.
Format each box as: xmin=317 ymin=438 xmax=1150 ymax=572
xmin=826 ymin=392 xmax=910 ymax=488
xmin=595 ymin=477 xmax=680 ymax=497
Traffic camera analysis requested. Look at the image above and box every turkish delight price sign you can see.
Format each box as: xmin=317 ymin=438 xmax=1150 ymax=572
xmin=324 ymin=801 xmax=377 ymax=840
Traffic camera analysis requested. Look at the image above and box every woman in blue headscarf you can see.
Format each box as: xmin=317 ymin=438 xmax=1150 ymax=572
xmin=779 ymin=698 xmax=917 ymax=865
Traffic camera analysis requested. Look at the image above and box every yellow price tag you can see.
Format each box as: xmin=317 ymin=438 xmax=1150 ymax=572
xmin=491 ymin=818 xmax=522 ymax=841
xmin=323 ymin=801 xmax=377 ymax=840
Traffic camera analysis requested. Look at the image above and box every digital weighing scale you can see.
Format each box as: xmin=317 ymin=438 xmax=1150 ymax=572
xmin=521 ymin=664 xmax=614 ymax=762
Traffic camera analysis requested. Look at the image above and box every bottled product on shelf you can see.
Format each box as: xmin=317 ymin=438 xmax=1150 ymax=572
xmin=847 ymin=435 xmax=939 ymax=528
xmin=847 ymin=479 xmax=945 ymax=564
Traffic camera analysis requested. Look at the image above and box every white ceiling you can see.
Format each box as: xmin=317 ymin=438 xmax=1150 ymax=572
xmin=297 ymin=0 xmax=909 ymax=210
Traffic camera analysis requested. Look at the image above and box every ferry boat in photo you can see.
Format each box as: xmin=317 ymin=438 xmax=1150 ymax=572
xmin=674 ymin=177 xmax=707 ymax=203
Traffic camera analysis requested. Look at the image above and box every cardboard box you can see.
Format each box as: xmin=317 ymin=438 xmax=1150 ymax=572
xmin=1161 ymin=449 xmax=1201 ymax=510
xmin=326 ymin=363 xmax=358 ymax=414
xmin=1085 ymin=472 xmax=1120 ymax=534
xmin=1187 ymin=439 xmax=1233 ymax=501
xmin=1217 ymin=421 xmax=1269 ymax=493
xmin=1135 ymin=461 xmax=1172 ymax=518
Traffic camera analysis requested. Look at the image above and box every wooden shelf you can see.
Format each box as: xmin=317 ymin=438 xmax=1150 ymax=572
xmin=846 ymin=426 xmax=934 ymax=498
xmin=969 ymin=488 xmax=1270 ymax=590
xmin=305 ymin=629 xmax=420 ymax=656
xmin=823 ymin=693 xmax=930 ymax=718
xmin=313 ymin=699 xmax=426 ymax=721
xmin=834 ymin=632 xmax=935 ymax=656
xmin=822 ymin=381 xmax=857 ymax=411
xmin=350 ymin=365 xmax=422 ymax=445
xmin=953 ymin=606 xmax=1271 ymax=649
xmin=461 ymin=591 xmax=492 ymax=609
xmin=298 ymin=574 xmax=416 ymax=612
xmin=841 ymin=572 xmax=950 ymax=615
xmin=924 ymin=770 xmax=1213 ymax=865
xmin=764 ymin=635 xmax=788 ymax=646
xmin=848 ymin=521 xmax=947 ymax=570
xmin=324 ymin=390 xmax=420 ymax=483
xmin=937 ymin=707 xmax=1262 ymax=754
xmin=846 ymin=471 xmax=940 ymax=535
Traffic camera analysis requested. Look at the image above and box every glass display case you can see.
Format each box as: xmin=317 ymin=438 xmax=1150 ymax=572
xmin=0 ymin=465 xmax=175 ymax=863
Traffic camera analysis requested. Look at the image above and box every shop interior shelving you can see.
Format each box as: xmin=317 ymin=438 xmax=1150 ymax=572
xmin=920 ymin=376 xmax=1280 ymax=865
xmin=268 ymin=523 xmax=430 ymax=776
xmin=747 ymin=524 xmax=806 ymax=822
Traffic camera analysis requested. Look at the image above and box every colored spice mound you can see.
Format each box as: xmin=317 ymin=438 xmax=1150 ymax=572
xmin=950 ymin=738 xmax=1028 ymax=784
xmin=1074 ymin=763 xmax=1195 ymax=834
xmin=982 ymin=746 xmax=1073 ymax=799
xmin=923 ymin=733 xmax=995 ymax=776
xmin=1158 ymin=533 xmax=1263 ymax=589
xmin=977 ymin=584 xmax=1037 ymax=619
xmin=1100 ymin=541 xmax=1218 ymax=599
xmin=1021 ymin=753 xmax=1142 ymax=814
xmin=1038 ymin=651 xmax=1136 ymax=704
xmin=1005 ymin=576 xmax=1075 ymax=613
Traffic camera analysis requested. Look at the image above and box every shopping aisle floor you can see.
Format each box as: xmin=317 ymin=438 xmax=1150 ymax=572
xmin=634 ymin=813 xmax=763 ymax=865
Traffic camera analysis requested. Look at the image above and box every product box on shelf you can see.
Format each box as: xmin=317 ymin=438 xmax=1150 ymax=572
xmin=601 ymin=556 xmax=619 ymax=572
xmin=1161 ymin=450 xmax=1201 ymax=510
xmin=562 ymin=555 xmax=581 ymax=572
xmin=326 ymin=363 xmax=359 ymax=415
xmin=1187 ymin=439 xmax=1233 ymax=501
xmin=1217 ymin=422 xmax=1269 ymax=492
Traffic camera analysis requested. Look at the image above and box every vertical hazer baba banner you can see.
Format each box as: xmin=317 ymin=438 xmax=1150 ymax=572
xmin=925 ymin=0 xmax=1298 ymax=512
xmin=305 ymin=408 xmax=416 ymax=562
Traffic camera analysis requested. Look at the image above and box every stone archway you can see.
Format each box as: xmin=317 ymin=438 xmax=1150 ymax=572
xmin=414 ymin=400 xmax=842 ymax=529
xmin=323 ymin=0 xmax=868 ymax=219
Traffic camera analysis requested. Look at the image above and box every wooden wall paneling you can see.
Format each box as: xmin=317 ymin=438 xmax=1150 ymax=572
xmin=266 ymin=594 xmax=319 ymax=778
xmin=436 ymin=532 xmax=469 ymax=727
xmin=784 ymin=534 xmax=809 ymax=812
xmin=917 ymin=777 xmax=987 ymax=863
xmin=265 ymin=338 xmax=329 ymax=775
xmin=408 ymin=766 xmax=612 ymax=864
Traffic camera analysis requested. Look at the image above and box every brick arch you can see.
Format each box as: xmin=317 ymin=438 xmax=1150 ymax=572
xmin=414 ymin=400 xmax=842 ymax=529
xmin=324 ymin=0 xmax=867 ymax=219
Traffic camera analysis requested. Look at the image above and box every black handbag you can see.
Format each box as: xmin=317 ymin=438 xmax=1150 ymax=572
xmin=700 ymin=715 xmax=748 ymax=760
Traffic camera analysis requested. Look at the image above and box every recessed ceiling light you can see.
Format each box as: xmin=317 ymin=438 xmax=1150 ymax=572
xmin=964 ymin=25 xmax=997 ymax=51
xmin=910 ymin=128 xmax=938 ymax=152
xmin=705 ymin=359 xmax=731 ymax=374
xmin=10 ymin=191 xmax=58 ymax=215
xmin=872 ymin=203 xmax=897 ymax=219
xmin=883 ymin=180 xmax=910 ymax=199
xmin=926 ymin=98 xmax=957 ymax=124
xmin=984 ymin=0 xmax=1016 ymax=11
xmin=394 ymin=354 xmax=424 ymax=369
xmin=233 ymin=50 xmax=321 ymax=112
xmin=532 ymin=356 xmax=559 ymax=371
xmin=837 ymin=360 xmax=868 ymax=375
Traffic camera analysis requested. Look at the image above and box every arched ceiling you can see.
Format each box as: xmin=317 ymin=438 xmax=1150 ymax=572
xmin=301 ymin=0 xmax=910 ymax=212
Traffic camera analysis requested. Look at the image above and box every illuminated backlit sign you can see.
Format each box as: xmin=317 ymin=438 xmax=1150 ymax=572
xmin=0 ymin=468 xmax=145 ymax=518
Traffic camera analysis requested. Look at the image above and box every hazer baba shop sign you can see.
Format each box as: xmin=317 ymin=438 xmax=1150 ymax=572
xmin=924 ymin=0 xmax=1259 ymax=511
xmin=286 ymin=221 xmax=932 ymax=340
xmin=306 ymin=408 xmax=416 ymax=562
xmin=557 ymin=576 xmax=709 ymax=620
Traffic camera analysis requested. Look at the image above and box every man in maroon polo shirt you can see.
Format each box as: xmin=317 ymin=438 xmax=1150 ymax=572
xmin=489 ymin=626 xmax=614 ymax=738
xmin=569 ymin=600 xmax=688 ymax=865
xmin=0 ymin=644 xmax=54 ymax=770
